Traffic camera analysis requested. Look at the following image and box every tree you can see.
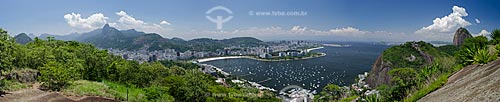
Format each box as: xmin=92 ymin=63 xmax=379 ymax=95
xmin=0 ymin=28 xmax=14 ymax=93
xmin=388 ymin=68 xmax=418 ymax=100
xmin=490 ymin=29 xmax=500 ymax=44
xmin=0 ymin=28 xmax=16 ymax=72
xmin=38 ymin=61 xmax=80 ymax=91
xmin=316 ymin=84 xmax=343 ymax=101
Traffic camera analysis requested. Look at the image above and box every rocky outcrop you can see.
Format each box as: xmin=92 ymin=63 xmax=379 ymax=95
xmin=411 ymin=43 xmax=434 ymax=64
xmin=419 ymin=59 xmax=500 ymax=102
xmin=6 ymin=69 xmax=39 ymax=83
xmin=366 ymin=55 xmax=392 ymax=88
xmin=453 ymin=27 xmax=473 ymax=46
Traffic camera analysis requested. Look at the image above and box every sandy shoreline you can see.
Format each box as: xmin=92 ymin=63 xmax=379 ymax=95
xmin=194 ymin=46 xmax=326 ymax=63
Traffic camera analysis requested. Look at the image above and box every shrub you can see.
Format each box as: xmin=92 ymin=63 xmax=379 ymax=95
xmin=457 ymin=42 xmax=496 ymax=65
xmin=388 ymin=68 xmax=418 ymax=100
xmin=437 ymin=45 xmax=459 ymax=56
xmin=0 ymin=79 xmax=29 ymax=92
xmin=472 ymin=48 xmax=497 ymax=64
xmin=315 ymin=84 xmax=344 ymax=101
xmin=496 ymin=44 xmax=500 ymax=56
xmin=38 ymin=61 xmax=80 ymax=91
xmin=145 ymin=86 xmax=174 ymax=102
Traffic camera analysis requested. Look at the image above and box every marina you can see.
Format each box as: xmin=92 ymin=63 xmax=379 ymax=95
xmin=201 ymin=42 xmax=390 ymax=91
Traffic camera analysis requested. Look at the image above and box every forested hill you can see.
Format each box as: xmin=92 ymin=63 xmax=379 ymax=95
xmin=36 ymin=24 xmax=267 ymax=52
xmin=0 ymin=28 xmax=280 ymax=101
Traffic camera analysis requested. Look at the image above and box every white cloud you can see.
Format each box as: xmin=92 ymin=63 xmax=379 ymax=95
xmin=416 ymin=6 xmax=471 ymax=33
xmin=64 ymin=11 xmax=172 ymax=35
xmin=475 ymin=18 xmax=481 ymax=24
xmin=160 ymin=20 xmax=171 ymax=25
xmin=64 ymin=13 xmax=108 ymax=32
xmin=115 ymin=11 xmax=144 ymax=25
xmin=328 ymin=27 xmax=367 ymax=35
xmin=415 ymin=6 xmax=472 ymax=41
xmin=474 ymin=29 xmax=490 ymax=37
xmin=111 ymin=11 xmax=172 ymax=35
xmin=290 ymin=25 xmax=306 ymax=33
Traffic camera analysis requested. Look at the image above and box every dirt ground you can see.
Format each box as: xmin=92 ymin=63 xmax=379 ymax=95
xmin=0 ymin=84 xmax=116 ymax=102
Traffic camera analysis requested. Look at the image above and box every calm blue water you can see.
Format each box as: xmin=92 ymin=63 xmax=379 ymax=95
xmin=202 ymin=42 xmax=390 ymax=91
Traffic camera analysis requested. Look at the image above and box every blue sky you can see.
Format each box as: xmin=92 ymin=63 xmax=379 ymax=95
xmin=1 ymin=0 xmax=499 ymax=42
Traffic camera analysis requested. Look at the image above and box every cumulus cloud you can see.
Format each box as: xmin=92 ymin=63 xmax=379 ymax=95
xmin=475 ymin=18 xmax=481 ymax=24
xmin=64 ymin=11 xmax=172 ymax=35
xmin=115 ymin=11 xmax=144 ymax=25
xmin=416 ymin=6 xmax=471 ymax=34
xmin=160 ymin=20 xmax=171 ymax=25
xmin=415 ymin=6 xmax=472 ymax=41
xmin=474 ymin=29 xmax=490 ymax=37
xmin=111 ymin=11 xmax=172 ymax=35
xmin=290 ymin=26 xmax=306 ymax=33
xmin=64 ymin=13 xmax=108 ymax=32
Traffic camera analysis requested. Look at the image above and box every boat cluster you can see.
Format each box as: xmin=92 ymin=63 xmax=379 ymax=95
xmin=209 ymin=60 xmax=347 ymax=91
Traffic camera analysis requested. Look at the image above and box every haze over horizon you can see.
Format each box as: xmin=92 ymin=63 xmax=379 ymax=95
xmin=1 ymin=0 xmax=499 ymax=42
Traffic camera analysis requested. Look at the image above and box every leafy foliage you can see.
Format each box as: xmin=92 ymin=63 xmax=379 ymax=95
xmin=437 ymin=45 xmax=459 ymax=55
xmin=315 ymin=84 xmax=345 ymax=101
xmin=471 ymin=48 xmax=497 ymax=64
xmin=0 ymin=28 xmax=16 ymax=93
xmin=388 ymin=68 xmax=418 ymax=100
xmin=38 ymin=61 xmax=81 ymax=91
xmin=457 ymin=36 xmax=496 ymax=65
xmin=490 ymin=29 xmax=500 ymax=44
xmin=0 ymin=28 xmax=279 ymax=101
xmin=382 ymin=42 xmax=424 ymax=68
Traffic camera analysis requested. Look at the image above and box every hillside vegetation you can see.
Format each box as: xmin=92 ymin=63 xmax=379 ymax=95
xmin=0 ymin=28 xmax=279 ymax=102
xmin=315 ymin=28 xmax=500 ymax=102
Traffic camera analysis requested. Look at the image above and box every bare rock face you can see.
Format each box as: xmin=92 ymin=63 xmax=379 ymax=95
xmin=366 ymin=54 xmax=392 ymax=88
xmin=419 ymin=59 xmax=500 ymax=102
xmin=6 ymin=69 xmax=39 ymax=83
xmin=453 ymin=27 xmax=473 ymax=46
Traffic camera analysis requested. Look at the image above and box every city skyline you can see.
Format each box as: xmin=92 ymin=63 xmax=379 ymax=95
xmin=1 ymin=0 xmax=499 ymax=42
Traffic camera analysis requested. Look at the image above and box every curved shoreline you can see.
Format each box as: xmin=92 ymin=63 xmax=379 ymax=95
xmin=194 ymin=46 xmax=326 ymax=94
xmin=194 ymin=47 xmax=326 ymax=63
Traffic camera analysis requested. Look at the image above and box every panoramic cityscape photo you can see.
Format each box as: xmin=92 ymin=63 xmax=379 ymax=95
xmin=0 ymin=0 xmax=500 ymax=102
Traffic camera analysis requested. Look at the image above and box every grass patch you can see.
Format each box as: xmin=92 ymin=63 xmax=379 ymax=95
xmin=103 ymin=80 xmax=146 ymax=102
xmin=62 ymin=80 xmax=147 ymax=101
xmin=0 ymin=80 xmax=29 ymax=91
xmin=340 ymin=95 xmax=359 ymax=102
xmin=403 ymin=73 xmax=450 ymax=102
xmin=63 ymin=80 xmax=113 ymax=98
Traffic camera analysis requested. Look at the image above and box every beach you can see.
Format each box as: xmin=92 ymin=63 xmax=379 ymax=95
xmin=194 ymin=46 xmax=326 ymax=63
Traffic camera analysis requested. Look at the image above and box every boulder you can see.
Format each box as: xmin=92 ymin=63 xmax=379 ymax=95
xmin=453 ymin=27 xmax=472 ymax=46
xmin=6 ymin=69 xmax=39 ymax=83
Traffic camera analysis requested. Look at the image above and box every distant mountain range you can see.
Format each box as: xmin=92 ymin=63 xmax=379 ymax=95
xmin=25 ymin=24 xmax=266 ymax=52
